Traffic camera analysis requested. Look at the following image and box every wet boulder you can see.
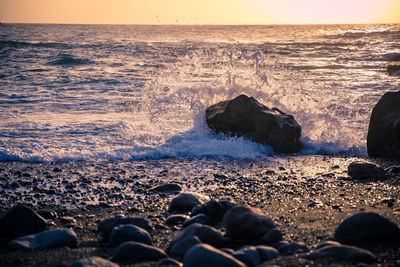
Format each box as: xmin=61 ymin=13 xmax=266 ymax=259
xmin=109 ymin=241 xmax=167 ymax=264
xmin=347 ymin=162 xmax=385 ymax=180
xmin=170 ymin=223 xmax=225 ymax=249
xmin=98 ymin=216 xmax=152 ymax=241
xmin=9 ymin=228 xmax=78 ymax=249
xmin=304 ymin=243 xmax=376 ymax=263
xmin=367 ymin=91 xmax=400 ymax=158
xmin=169 ymin=192 xmax=209 ymax=212
xmin=205 ymin=95 xmax=301 ymax=153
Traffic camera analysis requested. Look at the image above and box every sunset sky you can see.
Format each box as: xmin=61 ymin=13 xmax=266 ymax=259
xmin=1 ymin=0 xmax=400 ymax=25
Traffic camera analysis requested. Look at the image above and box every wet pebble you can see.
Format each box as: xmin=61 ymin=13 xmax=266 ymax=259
xmin=150 ymin=183 xmax=182 ymax=192
xmin=169 ymin=192 xmax=209 ymax=212
xmin=98 ymin=216 xmax=152 ymax=240
xmin=70 ymin=256 xmax=119 ymax=267
xmin=165 ymin=214 xmax=189 ymax=226
xmin=304 ymin=243 xmax=376 ymax=263
xmin=170 ymin=223 xmax=225 ymax=249
xmin=110 ymin=224 xmax=152 ymax=247
xmin=183 ymin=244 xmax=246 ymax=267
xmin=9 ymin=228 xmax=78 ymax=249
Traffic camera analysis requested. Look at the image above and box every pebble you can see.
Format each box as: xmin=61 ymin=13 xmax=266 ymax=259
xmin=347 ymin=162 xmax=385 ymax=179
xmin=183 ymin=244 xmax=246 ymax=267
xmin=169 ymin=192 xmax=209 ymax=212
xmin=108 ymin=241 xmax=167 ymax=263
xmin=0 ymin=205 xmax=47 ymax=239
xmin=110 ymin=224 xmax=152 ymax=247
xmin=70 ymin=256 xmax=119 ymax=267
xmin=223 ymin=206 xmax=276 ymax=241
xmin=98 ymin=216 xmax=152 ymax=240
xmin=150 ymin=183 xmax=182 ymax=192
xmin=304 ymin=243 xmax=376 ymax=263
xmin=170 ymin=223 xmax=225 ymax=249
xmin=191 ymin=199 xmax=227 ymax=222
xmin=276 ymin=242 xmax=309 ymax=255
xmin=334 ymin=212 xmax=400 ymax=245
xmin=9 ymin=228 xmax=78 ymax=249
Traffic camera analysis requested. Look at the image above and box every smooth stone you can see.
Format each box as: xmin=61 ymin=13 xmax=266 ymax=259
xmin=157 ymin=257 xmax=182 ymax=266
xmin=334 ymin=212 xmax=400 ymax=245
xmin=315 ymin=241 xmax=341 ymax=249
xmin=170 ymin=223 xmax=224 ymax=249
xmin=183 ymin=244 xmax=246 ymax=267
xmin=261 ymin=228 xmax=283 ymax=244
xmin=169 ymin=235 xmax=201 ymax=257
xmin=108 ymin=241 xmax=167 ymax=263
xmin=150 ymin=183 xmax=182 ymax=192
xmin=304 ymin=244 xmax=376 ymax=263
xmin=191 ymin=200 xmax=226 ymax=222
xmin=98 ymin=217 xmax=152 ymax=240
xmin=182 ymin=214 xmax=213 ymax=228
xmin=223 ymin=206 xmax=276 ymax=241
xmin=165 ymin=214 xmax=189 ymax=226
xmin=347 ymin=162 xmax=385 ymax=179
xmin=9 ymin=228 xmax=78 ymax=249
xmin=255 ymin=245 xmax=279 ymax=261
xmin=169 ymin=192 xmax=209 ymax=212
xmin=70 ymin=256 xmax=119 ymax=267
xmin=232 ymin=246 xmax=261 ymax=267
xmin=110 ymin=224 xmax=152 ymax=247
xmin=367 ymin=90 xmax=400 ymax=157
xmin=0 ymin=205 xmax=47 ymax=239
xmin=276 ymin=242 xmax=309 ymax=255
xmin=205 ymin=94 xmax=302 ymax=153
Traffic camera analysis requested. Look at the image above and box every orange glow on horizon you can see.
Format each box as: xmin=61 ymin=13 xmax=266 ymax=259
xmin=0 ymin=0 xmax=399 ymax=25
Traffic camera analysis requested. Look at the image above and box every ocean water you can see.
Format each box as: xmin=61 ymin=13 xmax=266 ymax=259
xmin=0 ymin=24 xmax=399 ymax=162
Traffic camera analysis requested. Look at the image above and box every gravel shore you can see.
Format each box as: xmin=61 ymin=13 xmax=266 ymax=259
xmin=0 ymin=155 xmax=399 ymax=266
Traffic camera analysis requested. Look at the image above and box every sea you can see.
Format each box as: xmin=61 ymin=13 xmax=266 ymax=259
xmin=0 ymin=23 xmax=399 ymax=162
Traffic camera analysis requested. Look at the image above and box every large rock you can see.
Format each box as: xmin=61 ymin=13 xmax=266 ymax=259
xmin=334 ymin=212 xmax=400 ymax=245
xmin=98 ymin=216 xmax=152 ymax=241
xmin=170 ymin=223 xmax=225 ymax=249
xmin=223 ymin=206 xmax=276 ymax=241
xmin=304 ymin=244 xmax=376 ymax=263
xmin=183 ymin=244 xmax=246 ymax=267
xmin=109 ymin=224 xmax=152 ymax=247
xmin=108 ymin=241 xmax=167 ymax=263
xmin=205 ymin=95 xmax=301 ymax=153
xmin=347 ymin=162 xmax=385 ymax=180
xmin=9 ymin=228 xmax=78 ymax=249
xmin=0 ymin=205 xmax=47 ymax=239
xmin=367 ymin=91 xmax=400 ymax=158
xmin=169 ymin=192 xmax=209 ymax=212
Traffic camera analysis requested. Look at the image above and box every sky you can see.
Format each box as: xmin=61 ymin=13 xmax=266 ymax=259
xmin=1 ymin=0 xmax=400 ymax=25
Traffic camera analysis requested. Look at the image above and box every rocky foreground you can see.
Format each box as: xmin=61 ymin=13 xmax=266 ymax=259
xmin=0 ymin=155 xmax=399 ymax=266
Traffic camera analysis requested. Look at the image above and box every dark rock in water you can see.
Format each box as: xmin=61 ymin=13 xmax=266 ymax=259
xmin=150 ymin=183 xmax=182 ymax=192
xmin=108 ymin=241 xmax=167 ymax=263
xmin=165 ymin=214 xmax=190 ymax=226
xmin=0 ymin=205 xmax=47 ymax=239
xmin=255 ymin=245 xmax=279 ymax=261
xmin=304 ymin=244 xmax=376 ymax=263
xmin=169 ymin=235 xmax=202 ymax=257
xmin=205 ymin=94 xmax=301 ymax=153
xmin=183 ymin=244 xmax=246 ymax=267
xmin=223 ymin=206 xmax=276 ymax=241
xmin=182 ymin=214 xmax=213 ymax=228
xmin=387 ymin=65 xmax=400 ymax=76
xmin=157 ymin=257 xmax=182 ymax=266
xmin=384 ymin=52 xmax=400 ymax=61
xmin=347 ymin=162 xmax=385 ymax=179
xmin=367 ymin=91 xmax=400 ymax=158
xmin=98 ymin=216 xmax=152 ymax=241
xmin=232 ymin=246 xmax=261 ymax=267
xmin=334 ymin=212 xmax=400 ymax=245
xmin=71 ymin=256 xmax=119 ymax=267
xmin=170 ymin=223 xmax=225 ymax=249
xmin=9 ymin=228 xmax=78 ymax=249
xmin=169 ymin=192 xmax=209 ymax=212
xmin=110 ymin=224 xmax=152 ymax=247
xmin=261 ymin=228 xmax=283 ymax=245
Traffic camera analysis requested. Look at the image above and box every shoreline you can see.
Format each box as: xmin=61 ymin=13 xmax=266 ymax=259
xmin=0 ymin=155 xmax=399 ymax=266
